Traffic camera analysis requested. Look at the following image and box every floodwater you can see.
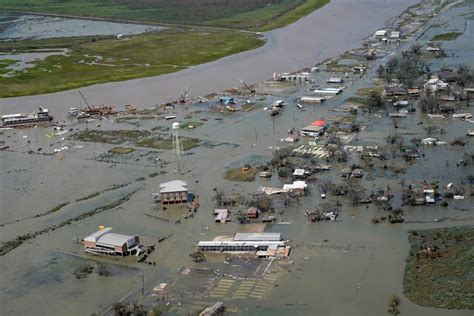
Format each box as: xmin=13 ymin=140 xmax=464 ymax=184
xmin=0 ymin=0 xmax=420 ymax=116
xmin=0 ymin=12 xmax=162 ymax=40
xmin=0 ymin=49 xmax=69 ymax=76
xmin=1 ymin=1 xmax=474 ymax=315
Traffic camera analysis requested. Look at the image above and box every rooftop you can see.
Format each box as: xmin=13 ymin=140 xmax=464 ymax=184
xmin=84 ymin=227 xmax=113 ymax=242
xmin=160 ymin=180 xmax=188 ymax=193
xmin=233 ymin=232 xmax=282 ymax=242
xmin=84 ymin=227 xmax=136 ymax=247
xmin=97 ymin=232 xmax=135 ymax=246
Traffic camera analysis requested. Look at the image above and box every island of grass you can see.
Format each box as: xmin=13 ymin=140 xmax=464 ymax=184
xmin=72 ymin=129 xmax=200 ymax=150
xmin=0 ymin=0 xmax=330 ymax=31
xmin=181 ymin=121 xmax=204 ymax=129
xmin=225 ymin=166 xmax=257 ymax=182
xmin=403 ymin=226 xmax=474 ymax=310
xmin=73 ymin=129 xmax=150 ymax=144
xmin=346 ymin=96 xmax=369 ymax=107
xmin=0 ymin=28 xmax=263 ymax=98
xmin=109 ymin=147 xmax=134 ymax=155
xmin=136 ymin=137 xmax=200 ymax=150
xmin=0 ymin=59 xmax=17 ymax=75
xmin=431 ymin=32 xmax=463 ymax=41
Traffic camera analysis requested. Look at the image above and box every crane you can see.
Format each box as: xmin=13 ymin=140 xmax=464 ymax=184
xmin=239 ymin=78 xmax=256 ymax=94
xmin=179 ymin=85 xmax=189 ymax=103
xmin=78 ymin=90 xmax=92 ymax=111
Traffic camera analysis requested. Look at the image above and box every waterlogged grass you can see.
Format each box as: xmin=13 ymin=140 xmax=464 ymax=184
xmin=224 ymin=167 xmax=257 ymax=181
xmin=347 ymin=96 xmax=369 ymax=106
xmin=259 ymin=0 xmax=330 ymax=31
xmin=204 ymin=0 xmax=300 ymax=29
xmin=356 ymin=86 xmax=384 ymax=96
xmin=73 ymin=129 xmax=201 ymax=150
xmin=431 ymin=32 xmax=463 ymax=41
xmin=0 ymin=190 xmax=138 ymax=256
xmin=73 ymin=130 xmax=150 ymax=144
xmin=403 ymin=226 xmax=474 ymax=310
xmin=151 ymin=126 xmax=170 ymax=132
xmin=0 ymin=28 xmax=263 ymax=98
xmin=205 ymin=0 xmax=329 ymax=30
xmin=136 ymin=137 xmax=200 ymax=150
xmin=181 ymin=121 xmax=204 ymax=129
xmin=0 ymin=0 xmax=288 ymax=26
xmin=0 ymin=0 xmax=329 ymax=30
xmin=0 ymin=59 xmax=17 ymax=75
xmin=109 ymin=146 xmax=135 ymax=154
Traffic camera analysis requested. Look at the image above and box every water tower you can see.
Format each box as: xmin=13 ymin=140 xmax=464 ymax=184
xmin=172 ymin=122 xmax=184 ymax=173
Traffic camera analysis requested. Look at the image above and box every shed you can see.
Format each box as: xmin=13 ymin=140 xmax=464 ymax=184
xmin=384 ymin=86 xmax=407 ymax=96
xmin=340 ymin=167 xmax=352 ymax=177
xmin=389 ymin=31 xmax=400 ymax=38
xmin=352 ymin=168 xmax=364 ymax=178
xmin=246 ymin=207 xmax=259 ymax=219
xmin=300 ymin=96 xmax=325 ymax=104
xmin=374 ymin=30 xmax=388 ymax=37
xmin=408 ymin=88 xmax=420 ymax=97
xmin=327 ymin=77 xmax=344 ymax=83
xmin=219 ymin=97 xmax=235 ymax=105
xmin=214 ymin=209 xmax=230 ymax=223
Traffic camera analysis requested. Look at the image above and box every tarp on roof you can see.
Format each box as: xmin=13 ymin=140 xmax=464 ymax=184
xmin=311 ymin=119 xmax=326 ymax=126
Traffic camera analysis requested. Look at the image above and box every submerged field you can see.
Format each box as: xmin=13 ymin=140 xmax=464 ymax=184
xmin=0 ymin=0 xmax=330 ymax=31
xmin=0 ymin=28 xmax=263 ymax=97
xmin=403 ymin=226 xmax=474 ymax=310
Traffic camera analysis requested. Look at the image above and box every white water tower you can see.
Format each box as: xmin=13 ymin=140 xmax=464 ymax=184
xmin=172 ymin=122 xmax=184 ymax=173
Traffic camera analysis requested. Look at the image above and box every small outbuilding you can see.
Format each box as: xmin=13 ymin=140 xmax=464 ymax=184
xmin=247 ymin=207 xmax=259 ymax=219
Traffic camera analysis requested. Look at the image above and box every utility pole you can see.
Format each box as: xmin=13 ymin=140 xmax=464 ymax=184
xmin=141 ymin=273 xmax=144 ymax=296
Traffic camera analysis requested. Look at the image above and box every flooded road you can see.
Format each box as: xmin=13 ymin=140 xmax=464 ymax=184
xmin=0 ymin=0 xmax=419 ymax=116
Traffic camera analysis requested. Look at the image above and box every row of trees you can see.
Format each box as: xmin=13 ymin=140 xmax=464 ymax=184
xmin=377 ymin=44 xmax=428 ymax=87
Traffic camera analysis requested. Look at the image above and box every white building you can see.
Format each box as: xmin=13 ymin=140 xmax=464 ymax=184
xmin=198 ymin=233 xmax=285 ymax=252
xmin=424 ymin=76 xmax=448 ymax=92
xmin=374 ymin=30 xmax=388 ymax=38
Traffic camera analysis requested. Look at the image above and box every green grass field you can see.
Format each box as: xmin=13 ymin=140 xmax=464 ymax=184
xmin=0 ymin=28 xmax=264 ymax=97
xmin=0 ymin=0 xmax=330 ymax=31
xmin=404 ymin=227 xmax=474 ymax=309
xmin=431 ymin=31 xmax=463 ymax=41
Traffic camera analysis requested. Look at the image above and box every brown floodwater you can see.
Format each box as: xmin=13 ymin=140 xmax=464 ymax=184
xmin=0 ymin=0 xmax=420 ymax=116
xmin=1 ymin=1 xmax=473 ymax=315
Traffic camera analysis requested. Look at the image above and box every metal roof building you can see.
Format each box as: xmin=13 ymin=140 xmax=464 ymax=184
xmin=233 ymin=232 xmax=282 ymax=242
xmin=197 ymin=233 xmax=287 ymax=254
xmin=159 ymin=180 xmax=188 ymax=193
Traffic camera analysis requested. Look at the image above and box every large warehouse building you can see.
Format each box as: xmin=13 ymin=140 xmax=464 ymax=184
xmin=197 ymin=233 xmax=288 ymax=254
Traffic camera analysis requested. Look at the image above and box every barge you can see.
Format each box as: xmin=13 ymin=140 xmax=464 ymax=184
xmin=1 ymin=107 xmax=52 ymax=127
